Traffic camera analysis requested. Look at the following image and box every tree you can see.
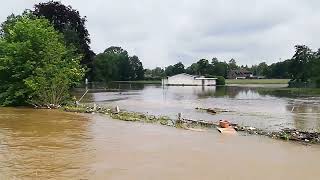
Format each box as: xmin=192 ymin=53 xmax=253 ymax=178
xmin=289 ymin=45 xmax=314 ymax=81
xmin=152 ymin=67 xmax=165 ymax=78
xmin=172 ymin=62 xmax=185 ymax=74
xmin=256 ymin=62 xmax=269 ymax=76
xmin=104 ymin=46 xmax=128 ymax=55
xmin=165 ymin=65 xmax=174 ymax=76
xmin=211 ymin=58 xmax=229 ymax=78
xmin=0 ymin=15 xmax=84 ymax=106
xmin=92 ymin=53 xmax=120 ymax=82
xmin=92 ymin=46 xmax=144 ymax=82
xmin=144 ymin=67 xmax=165 ymax=80
xmin=186 ymin=63 xmax=199 ymax=75
xmin=228 ymin=58 xmax=238 ymax=70
xmin=128 ymin=55 xmax=144 ymax=80
xmin=197 ymin=59 xmax=210 ymax=75
xmin=33 ymin=1 xmax=94 ymax=73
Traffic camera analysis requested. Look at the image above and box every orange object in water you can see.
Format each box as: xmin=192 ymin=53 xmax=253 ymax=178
xmin=219 ymin=120 xmax=230 ymax=128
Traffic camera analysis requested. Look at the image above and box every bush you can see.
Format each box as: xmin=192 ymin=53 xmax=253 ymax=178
xmin=215 ymin=76 xmax=226 ymax=85
xmin=0 ymin=15 xmax=84 ymax=106
xmin=205 ymin=75 xmax=225 ymax=85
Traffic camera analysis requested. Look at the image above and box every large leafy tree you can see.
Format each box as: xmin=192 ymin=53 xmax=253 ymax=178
xmin=164 ymin=65 xmax=175 ymax=76
xmin=289 ymin=45 xmax=314 ymax=81
xmin=92 ymin=53 xmax=120 ymax=82
xmin=185 ymin=63 xmax=199 ymax=75
xmin=93 ymin=46 xmax=144 ymax=81
xmin=196 ymin=59 xmax=211 ymax=75
xmin=128 ymin=55 xmax=144 ymax=80
xmin=211 ymin=58 xmax=229 ymax=78
xmin=0 ymin=15 xmax=84 ymax=106
xmin=172 ymin=62 xmax=185 ymax=75
xmin=228 ymin=58 xmax=238 ymax=70
xmin=33 ymin=1 xmax=94 ymax=75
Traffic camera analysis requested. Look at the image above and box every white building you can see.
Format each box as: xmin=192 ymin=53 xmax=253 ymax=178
xmin=162 ymin=73 xmax=217 ymax=86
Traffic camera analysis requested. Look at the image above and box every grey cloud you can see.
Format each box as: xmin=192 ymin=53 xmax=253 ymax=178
xmin=1 ymin=0 xmax=320 ymax=68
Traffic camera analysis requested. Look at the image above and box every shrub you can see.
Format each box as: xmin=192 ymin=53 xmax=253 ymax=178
xmin=0 ymin=15 xmax=84 ymax=106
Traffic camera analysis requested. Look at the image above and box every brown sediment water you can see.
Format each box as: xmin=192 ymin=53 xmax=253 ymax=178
xmin=1 ymin=108 xmax=320 ymax=179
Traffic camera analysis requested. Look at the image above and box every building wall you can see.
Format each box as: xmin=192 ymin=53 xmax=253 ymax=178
xmin=167 ymin=74 xmax=196 ymax=85
xmin=202 ymin=79 xmax=216 ymax=86
xmin=164 ymin=74 xmax=216 ymax=86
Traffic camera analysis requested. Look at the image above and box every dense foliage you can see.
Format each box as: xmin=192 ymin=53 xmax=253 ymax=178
xmin=0 ymin=15 xmax=84 ymax=106
xmin=33 ymin=1 xmax=94 ymax=78
xmin=93 ymin=46 xmax=144 ymax=82
xmin=145 ymin=45 xmax=320 ymax=87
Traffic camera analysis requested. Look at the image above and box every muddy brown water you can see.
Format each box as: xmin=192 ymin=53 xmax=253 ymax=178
xmin=1 ymin=108 xmax=320 ymax=179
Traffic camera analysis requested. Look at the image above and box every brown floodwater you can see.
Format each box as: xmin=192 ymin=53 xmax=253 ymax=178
xmin=1 ymin=108 xmax=320 ymax=179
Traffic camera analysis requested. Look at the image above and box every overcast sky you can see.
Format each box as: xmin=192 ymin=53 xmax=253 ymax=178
xmin=1 ymin=0 xmax=320 ymax=68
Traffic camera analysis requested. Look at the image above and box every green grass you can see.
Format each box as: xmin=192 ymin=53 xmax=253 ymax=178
xmin=113 ymin=80 xmax=162 ymax=84
xmin=226 ymin=79 xmax=290 ymax=84
xmin=258 ymin=87 xmax=320 ymax=97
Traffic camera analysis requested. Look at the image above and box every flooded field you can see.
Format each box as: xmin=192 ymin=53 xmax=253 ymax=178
xmin=1 ymin=108 xmax=320 ymax=179
xmin=83 ymin=84 xmax=320 ymax=131
xmin=1 ymin=84 xmax=320 ymax=179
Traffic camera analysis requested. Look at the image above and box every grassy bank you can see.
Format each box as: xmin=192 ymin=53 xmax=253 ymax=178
xmin=226 ymin=79 xmax=290 ymax=84
xmin=258 ymin=88 xmax=320 ymax=97
xmin=113 ymin=80 xmax=162 ymax=84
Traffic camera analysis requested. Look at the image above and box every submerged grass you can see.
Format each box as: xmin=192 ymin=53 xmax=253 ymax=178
xmin=226 ymin=79 xmax=290 ymax=84
xmin=113 ymin=80 xmax=162 ymax=84
xmin=63 ymin=104 xmax=320 ymax=144
xmin=63 ymin=104 xmax=173 ymax=125
xmin=258 ymin=87 xmax=320 ymax=97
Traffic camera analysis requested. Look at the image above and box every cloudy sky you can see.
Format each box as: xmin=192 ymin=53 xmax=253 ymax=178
xmin=1 ymin=0 xmax=320 ymax=68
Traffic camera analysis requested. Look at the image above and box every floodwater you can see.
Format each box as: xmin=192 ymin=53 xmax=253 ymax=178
xmin=1 ymin=108 xmax=320 ymax=179
xmin=83 ymin=84 xmax=320 ymax=131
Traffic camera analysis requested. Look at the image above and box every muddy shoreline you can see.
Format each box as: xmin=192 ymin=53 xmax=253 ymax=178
xmin=63 ymin=104 xmax=320 ymax=145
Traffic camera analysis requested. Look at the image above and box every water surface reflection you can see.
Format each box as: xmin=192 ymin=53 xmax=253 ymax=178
xmin=82 ymin=84 xmax=320 ymax=131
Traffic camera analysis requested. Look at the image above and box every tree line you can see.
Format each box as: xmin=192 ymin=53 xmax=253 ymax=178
xmin=145 ymin=45 xmax=320 ymax=87
xmin=1 ymin=1 xmax=319 ymax=107
xmin=0 ymin=1 xmax=145 ymax=106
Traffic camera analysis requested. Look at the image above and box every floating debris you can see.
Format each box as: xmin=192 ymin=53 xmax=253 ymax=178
xmin=195 ymin=107 xmax=234 ymax=114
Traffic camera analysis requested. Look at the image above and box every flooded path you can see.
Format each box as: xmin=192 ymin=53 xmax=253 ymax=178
xmin=1 ymin=108 xmax=320 ymax=179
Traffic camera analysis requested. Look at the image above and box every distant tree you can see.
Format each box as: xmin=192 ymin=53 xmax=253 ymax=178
xmin=92 ymin=46 xmax=144 ymax=82
xmin=211 ymin=59 xmax=229 ymax=78
xmin=311 ymin=49 xmax=320 ymax=86
xmin=197 ymin=59 xmax=210 ymax=75
xmin=33 ymin=1 xmax=94 ymax=75
xmin=128 ymin=55 xmax=144 ymax=80
xmin=144 ymin=67 xmax=165 ymax=80
xmin=228 ymin=58 xmax=238 ymax=70
xmin=165 ymin=65 xmax=175 ymax=76
xmin=289 ymin=45 xmax=314 ymax=81
xmin=0 ymin=15 xmax=84 ymax=106
xmin=104 ymin=46 xmax=128 ymax=55
xmin=186 ymin=63 xmax=199 ymax=75
xmin=267 ymin=60 xmax=290 ymax=79
xmin=92 ymin=53 xmax=120 ymax=82
xmin=172 ymin=62 xmax=185 ymax=74
xmin=256 ymin=62 xmax=269 ymax=76
xmin=152 ymin=67 xmax=165 ymax=78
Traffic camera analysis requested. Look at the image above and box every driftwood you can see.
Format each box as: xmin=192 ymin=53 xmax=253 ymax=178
xmin=195 ymin=107 xmax=234 ymax=114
